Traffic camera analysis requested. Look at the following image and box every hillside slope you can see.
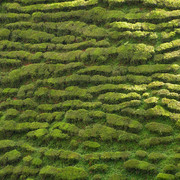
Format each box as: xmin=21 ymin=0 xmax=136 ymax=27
xmin=0 ymin=0 xmax=180 ymax=179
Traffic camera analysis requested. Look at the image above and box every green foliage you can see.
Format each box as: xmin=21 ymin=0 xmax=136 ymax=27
xmin=49 ymin=129 xmax=69 ymax=139
xmin=4 ymin=108 xmax=19 ymax=119
xmin=135 ymin=150 xmax=148 ymax=159
xmin=31 ymin=158 xmax=42 ymax=167
xmin=98 ymin=92 xmax=141 ymax=104
xmin=106 ymin=114 xmax=143 ymax=132
xmin=148 ymin=152 xmax=166 ymax=163
xmin=27 ymin=128 xmax=48 ymax=138
xmin=145 ymin=122 xmax=173 ymax=135
xmin=0 ymin=150 xmax=21 ymax=164
xmin=124 ymin=159 xmax=156 ymax=173
xmin=117 ymin=43 xmax=154 ymax=65
xmin=162 ymin=164 xmax=177 ymax=174
xmin=89 ymin=164 xmax=108 ymax=172
xmin=79 ymin=124 xmax=118 ymax=141
xmin=139 ymin=136 xmax=173 ymax=148
xmin=0 ymin=29 xmax=11 ymax=40
xmin=19 ymin=110 xmax=38 ymax=122
xmin=156 ymin=173 xmax=175 ymax=180
xmin=83 ymin=141 xmax=100 ymax=149
xmin=12 ymin=29 xmax=55 ymax=43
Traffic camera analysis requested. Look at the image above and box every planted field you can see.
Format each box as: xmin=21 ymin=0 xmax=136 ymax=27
xmin=0 ymin=0 xmax=180 ymax=179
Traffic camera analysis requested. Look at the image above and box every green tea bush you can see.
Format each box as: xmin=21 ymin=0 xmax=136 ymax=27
xmin=155 ymin=173 xmax=175 ymax=180
xmin=48 ymin=129 xmax=69 ymax=140
xmin=0 ymin=40 xmax=23 ymax=51
xmin=27 ymin=129 xmax=48 ymax=139
xmin=19 ymin=110 xmax=38 ymax=122
xmin=0 ymin=59 xmax=21 ymax=69
xmin=98 ymin=92 xmax=141 ymax=104
xmin=0 ymin=150 xmax=21 ymax=165
xmin=51 ymin=122 xmax=79 ymax=134
xmin=0 ymin=165 xmax=13 ymax=178
xmin=31 ymin=157 xmax=42 ymax=167
xmin=145 ymin=122 xmax=173 ymax=135
xmin=148 ymin=152 xmax=166 ymax=163
xmin=102 ymin=100 xmax=141 ymax=113
xmin=162 ymin=164 xmax=177 ymax=174
xmin=106 ymin=113 xmax=143 ymax=132
xmin=124 ymin=159 xmax=156 ymax=173
xmin=0 ymin=13 xmax=30 ymax=23
xmin=89 ymin=164 xmax=108 ymax=172
xmin=161 ymin=98 xmax=180 ymax=112
xmin=118 ymin=130 xmax=140 ymax=142
xmin=165 ymin=83 xmax=180 ymax=93
xmin=152 ymin=73 xmax=180 ymax=84
xmin=139 ymin=136 xmax=174 ymax=148
xmin=128 ymin=64 xmax=179 ymax=75
xmin=79 ymin=123 xmax=118 ymax=141
xmin=12 ymin=30 xmax=55 ymax=43
xmin=83 ymin=141 xmax=100 ymax=149
xmin=117 ymin=43 xmax=154 ymax=65
xmin=65 ymin=109 xmax=92 ymax=123
xmin=135 ymin=150 xmax=148 ymax=159
xmin=4 ymin=108 xmax=19 ymax=119
xmin=77 ymin=65 xmax=112 ymax=76
xmin=0 ymin=140 xmax=16 ymax=151
xmin=0 ymin=29 xmax=11 ymax=40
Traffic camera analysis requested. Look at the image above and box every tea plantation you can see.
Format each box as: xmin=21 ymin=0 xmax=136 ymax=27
xmin=0 ymin=0 xmax=180 ymax=179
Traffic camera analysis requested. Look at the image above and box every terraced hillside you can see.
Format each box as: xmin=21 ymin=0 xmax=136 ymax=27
xmin=0 ymin=0 xmax=180 ymax=179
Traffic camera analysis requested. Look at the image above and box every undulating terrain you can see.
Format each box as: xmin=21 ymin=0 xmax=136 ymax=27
xmin=0 ymin=0 xmax=180 ymax=179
